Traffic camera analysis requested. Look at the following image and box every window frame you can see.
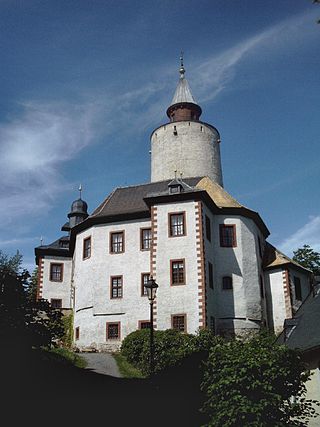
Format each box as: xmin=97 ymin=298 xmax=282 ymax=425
xmin=83 ymin=236 xmax=92 ymax=260
xmin=168 ymin=212 xmax=186 ymax=238
xmin=49 ymin=262 xmax=64 ymax=282
xmin=138 ymin=320 xmax=151 ymax=330
xmin=294 ymin=276 xmax=302 ymax=301
xmin=170 ymin=259 xmax=186 ymax=286
xmin=140 ymin=228 xmax=152 ymax=251
xmin=141 ymin=272 xmax=150 ymax=297
xmin=222 ymin=275 xmax=233 ymax=290
xmin=50 ymin=298 xmax=62 ymax=309
xmin=219 ymin=224 xmax=237 ymax=248
xmin=110 ymin=275 xmax=123 ymax=299
xmin=109 ymin=230 xmax=125 ymax=254
xmin=106 ymin=322 xmax=121 ymax=340
xmin=205 ymin=215 xmax=211 ymax=242
xmin=208 ymin=262 xmax=214 ymax=289
xmin=171 ymin=314 xmax=187 ymax=333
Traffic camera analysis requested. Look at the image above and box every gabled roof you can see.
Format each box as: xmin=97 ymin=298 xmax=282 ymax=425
xmin=263 ymin=242 xmax=312 ymax=273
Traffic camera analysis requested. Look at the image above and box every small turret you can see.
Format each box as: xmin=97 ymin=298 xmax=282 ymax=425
xmin=61 ymin=185 xmax=89 ymax=232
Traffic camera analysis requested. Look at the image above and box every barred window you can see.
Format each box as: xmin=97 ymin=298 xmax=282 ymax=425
xmin=139 ymin=321 xmax=151 ymax=329
xmin=141 ymin=228 xmax=151 ymax=250
xmin=110 ymin=231 xmax=124 ymax=253
xmin=171 ymin=260 xmax=185 ymax=285
xmin=83 ymin=236 xmax=91 ymax=259
xmin=50 ymin=298 xmax=62 ymax=309
xmin=50 ymin=263 xmax=63 ymax=282
xmin=107 ymin=322 xmax=120 ymax=340
xmin=219 ymin=225 xmax=236 ymax=247
xmin=141 ymin=273 xmax=150 ymax=296
xmin=172 ymin=315 xmax=186 ymax=332
xmin=222 ymin=276 xmax=233 ymax=290
xmin=169 ymin=213 xmax=185 ymax=237
xmin=111 ymin=276 xmax=123 ymax=299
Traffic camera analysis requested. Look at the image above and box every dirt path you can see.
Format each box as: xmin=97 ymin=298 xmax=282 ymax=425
xmin=81 ymin=352 xmax=122 ymax=377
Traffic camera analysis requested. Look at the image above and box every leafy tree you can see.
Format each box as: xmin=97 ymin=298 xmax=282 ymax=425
xmin=293 ymin=245 xmax=320 ymax=275
xmin=201 ymin=333 xmax=318 ymax=427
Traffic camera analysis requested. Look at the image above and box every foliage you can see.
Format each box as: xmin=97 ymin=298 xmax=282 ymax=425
xmin=293 ymin=245 xmax=320 ymax=275
xmin=0 ymin=250 xmax=64 ymax=348
xmin=201 ymin=333 xmax=318 ymax=427
xmin=113 ymin=352 xmax=145 ymax=378
xmin=26 ymin=267 xmax=38 ymax=302
xmin=62 ymin=312 xmax=74 ymax=348
xmin=120 ymin=327 xmax=216 ymax=376
xmin=121 ymin=328 xmax=198 ymax=375
xmin=47 ymin=347 xmax=87 ymax=368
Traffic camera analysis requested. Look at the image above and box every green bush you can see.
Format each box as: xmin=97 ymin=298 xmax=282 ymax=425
xmin=201 ymin=333 xmax=318 ymax=427
xmin=121 ymin=328 xmax=198 ymax=375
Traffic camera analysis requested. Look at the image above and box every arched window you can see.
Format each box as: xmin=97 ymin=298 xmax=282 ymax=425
xmin=222 ymin=276 xmax=233 ymax=290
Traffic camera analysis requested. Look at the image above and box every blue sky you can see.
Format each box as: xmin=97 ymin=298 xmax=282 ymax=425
xmin=0 ymin=0 xmax=319 ymax=272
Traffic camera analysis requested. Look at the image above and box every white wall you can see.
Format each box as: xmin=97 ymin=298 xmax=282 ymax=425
xmin=41 ymin=256 xmax=72 ymax=308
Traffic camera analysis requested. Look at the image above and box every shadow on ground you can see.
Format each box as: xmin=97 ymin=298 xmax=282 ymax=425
xmin=1 ymin=343 xmax=208 ymax=427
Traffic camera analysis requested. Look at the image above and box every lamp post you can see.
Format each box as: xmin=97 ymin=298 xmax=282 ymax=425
xmin=144 ymin=276 xmax=158 ymax=377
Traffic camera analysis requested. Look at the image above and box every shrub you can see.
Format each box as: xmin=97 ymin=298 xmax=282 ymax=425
xmin=121 ymin=328 xmax=197 ymax=375
xmin=201 ymin=332 xmax=318 ymax=427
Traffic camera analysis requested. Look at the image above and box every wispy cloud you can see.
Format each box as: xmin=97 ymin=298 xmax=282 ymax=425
xmin=278 ymin=216 xmax=320 ymax=256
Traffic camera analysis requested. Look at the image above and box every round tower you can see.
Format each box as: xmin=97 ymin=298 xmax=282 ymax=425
xmin=150 ymin=56 xmax=223 ymax=186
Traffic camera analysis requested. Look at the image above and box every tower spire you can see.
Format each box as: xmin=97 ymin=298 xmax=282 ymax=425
xmin=179 ymin=51 xmax=185 ymax=79
xmin=79 ymin=184 xmax=82 ymax=200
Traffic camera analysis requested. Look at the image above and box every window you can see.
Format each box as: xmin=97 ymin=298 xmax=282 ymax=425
xmin=140 ymin=228 xmax=151 ymax=250
xmin=110 ymin=231 xmax=124 ymax=253
xmin=171 ymin=259 xmax=185 ymax=286
xmin=106 ymin=322 xmax=120 ymax=340
xmin=222 ymin=276 xmax=233 ymax=290
xmin=169 ymin=212 xmax=185 ymax=237
xmin=260 ymin=275 xmax=264 ymax=298
xmin=210 ymin=316 xmax=215 ymax=333
xmin=172 ymin=314 xmax=186 ymax=332
xmin=110 ymin=276 xmax=123 ymax=299
xmin=294 ymin=276 xmax=302 ymax=301
xmin=139 ymin=321 xmax=151 ymax=329
xmin=50 ymin=298 xmax=62 ymax=309
xmin=258 ymin=236 xmax=263 ymax=258
xmin=205 ymin=215 xmax=211 ymax=242
xmin=219 ymin=224 xmax=237 ymax=247
xmin=208 ymin=262 xmax=214 ymax=289
xmin=141 ymin=273 xmax=150 ymax=296
xmin=83 ymin=236 xmax=91 ymax=259
xmin=49 ymin=263 xmax=63 ymax=282
xmin=75 ymin=327 xmax=80 ymax=341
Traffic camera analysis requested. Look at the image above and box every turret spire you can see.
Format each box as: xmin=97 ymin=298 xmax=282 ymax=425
xmin=179 ymin=51 xmax=185 ymax=79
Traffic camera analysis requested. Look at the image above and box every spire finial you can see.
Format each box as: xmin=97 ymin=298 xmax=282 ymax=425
xmin=179 ymin=51 xmax=185 ymax=79
xmin=79 ymin=184 xmax=82 ymax=200
xmin=40 ymin=236 xmax=43 ymax=246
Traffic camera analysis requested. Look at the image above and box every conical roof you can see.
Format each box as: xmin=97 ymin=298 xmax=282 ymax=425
xmin=170 ymin=74 xmax=197 ymax=105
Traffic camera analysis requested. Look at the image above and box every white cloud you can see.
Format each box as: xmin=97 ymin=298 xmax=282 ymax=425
xmin=278 ymin=216 xmax=320 ymax=256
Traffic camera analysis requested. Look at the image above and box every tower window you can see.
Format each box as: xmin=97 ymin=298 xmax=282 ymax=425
xmin=83 ymin=236 xmax=91 ymax=259
xmin=208 ymin=262 xmax=214 ymax=289
xmin=219 ymin=224 xmax=237 ymax=247
xmin=172 ymin=314 xmax=187 ymax=332
xmin=205 ymin=215 xmax=211 ymax=242
xmin=294 ymin=276 xmax=302 ymax=301
xmin=140 ymin=228 xmax=151 ymax=250
xmin=110 ymin=231 xmax=125 ymax=253
xmin=106 ymin=322 xmax=120 ymax=340
xmin=169 ymin=212 xmax=186 ymax=237
xmin=49 ymin=263 xmax=63 ymax=282
xmin=222 ymin=276 xmax=233 ymax=290
xmin=171 ymin=259 xmax=185 ymax=286
xmin=110 ymin=276 xmax=123 ymax=299
xmin=173 ymin=125 xmax=177 ymax=135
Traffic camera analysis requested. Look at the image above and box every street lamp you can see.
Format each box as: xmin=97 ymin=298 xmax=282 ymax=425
xmin=145 ymin=276 xmax=158 ymax=376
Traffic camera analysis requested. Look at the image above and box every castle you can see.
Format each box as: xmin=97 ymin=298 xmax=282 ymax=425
xmin=35 ymin=59 xmax=312 ymax=351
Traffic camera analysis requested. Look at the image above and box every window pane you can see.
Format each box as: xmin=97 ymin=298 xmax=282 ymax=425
xmin=50 ymin=264 xmax=62 ymax=281
xmin=294 ymin=277 xmax=302 ymax=301
xmin=172 ymin=260 xmax=185 ymax=285
xmin=172 ymin=315 xmax=185 ymax=332
xmin=141 ymin=229 xmax=151 ymax=250
xmin=141 ymin=273 xmax=150 ymax=296
xmin=220 ymin=225 xmax=236 ymax=247
xmin=170 ymin=213 xmax=184 ymax=236
xmin=111 ymin=277 xmax=122 ymax=298
xmin=107 ymin=323 xmax=119 ymax=339
xmin=111 ymin=232 xmax=124 ymax=253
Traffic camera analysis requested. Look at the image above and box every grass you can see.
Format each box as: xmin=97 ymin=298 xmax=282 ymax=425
xmin=47 ymin=347 xmax=87 ymax=368
xmin=113 ymin=353 xmax=145 ymax=378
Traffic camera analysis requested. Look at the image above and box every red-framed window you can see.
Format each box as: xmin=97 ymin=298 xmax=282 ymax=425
xmin=219 ymin=224 xmax=237 ymax=247
xmin=140 ymin=228 xmax=151 ymax=250
xmin=168 ymin=212 xmax=186 ymax=237
xmin=110 ymin=276 xmax=123 ymax=299
xmin=83 ymin=236 xmax=91 ymax=260
xmin=171 ymin=259 xmax=185 ymax=286
xmin=50 ymin=298 xmax=62 ymax=309
xmin=106 ymin=322 xmax=120 ymax=340
xmin=49 ymin=263 xmax=63 ymax=282
xmin=110 ymin=231 xmax=124 ymax=253
xmin=141 ymin=273 xmax=150 ymax=296
xmin=171 ymin=314 xmax=187 ymax=332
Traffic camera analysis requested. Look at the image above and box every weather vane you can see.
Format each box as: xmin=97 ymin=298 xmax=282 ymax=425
xmin=79 ymin=184 xmax=82 ymax=199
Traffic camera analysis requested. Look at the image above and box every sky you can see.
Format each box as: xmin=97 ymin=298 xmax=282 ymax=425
xmin=0 ymin=0 xmax=319 ymax=272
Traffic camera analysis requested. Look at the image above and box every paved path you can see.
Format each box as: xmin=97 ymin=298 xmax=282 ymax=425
xmin=81 ymin=353 xmax=122 ymax=378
